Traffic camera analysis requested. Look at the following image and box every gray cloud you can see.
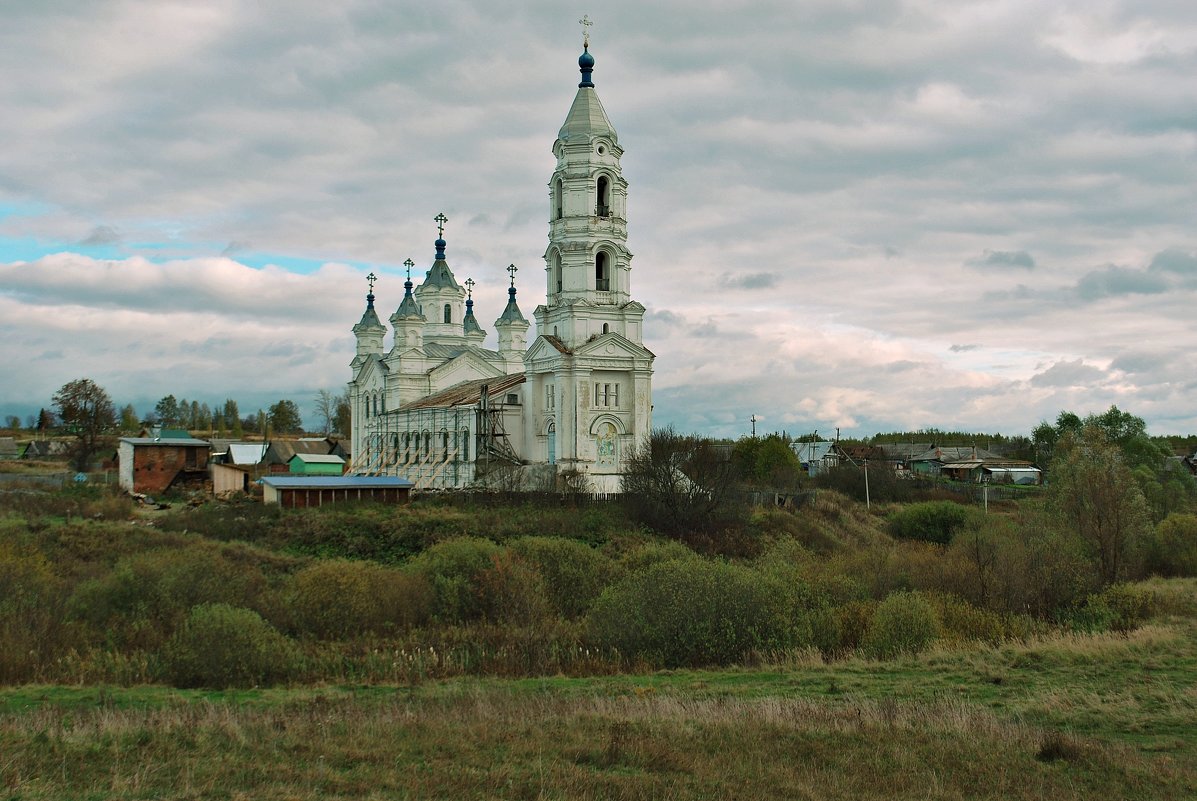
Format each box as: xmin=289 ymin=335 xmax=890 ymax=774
xmin=1029 ymin=359 xmax=1107 ymax=388
xmin=77 ymin=225 xmax=121 ymax=246
xmin=722 ymin=272 xmax=781 ymax=290
xmin=1076 ymin=263 xmax=1171 ymax=300
xmin=949 ymin=344 xmax=979 ymax=352
xmin=967 ymin=250 xmax=1035 ymax=270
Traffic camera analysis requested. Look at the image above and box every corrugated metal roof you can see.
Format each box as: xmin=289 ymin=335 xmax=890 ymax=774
xmin=119 ymin=437 xmax=211 ymax=447
xmin=228 ymin=443 xmax=268 ymax=464
xmin=262 ymin=476 xmax=413 ymax=489
xmin=290 ymin=453 xmax=346 ymax=464
xmin=398 ymin=373 xmax=526 ymax=411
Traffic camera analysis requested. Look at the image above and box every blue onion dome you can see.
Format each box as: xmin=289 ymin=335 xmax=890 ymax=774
xmin=578 ymin=47 xmax=595 ymax=88
xmin=435 ymin=237 xmax=447 ymax=259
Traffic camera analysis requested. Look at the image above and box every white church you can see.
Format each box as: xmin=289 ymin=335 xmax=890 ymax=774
xmin=347 ymin=34 xmax=654 ymax=493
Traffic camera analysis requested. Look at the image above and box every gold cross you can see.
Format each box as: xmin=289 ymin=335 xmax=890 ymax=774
xmin=579 ymin=14 xmax=592 ymax=47
xmin=434 ymin=212 xmax=448 ymax=237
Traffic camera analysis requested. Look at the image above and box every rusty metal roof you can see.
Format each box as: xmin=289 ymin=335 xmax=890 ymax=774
xmin=398 ymin=373 xmax=526 ymax=411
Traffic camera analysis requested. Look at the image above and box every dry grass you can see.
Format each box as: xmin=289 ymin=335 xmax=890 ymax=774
xmin=2 ymin=689 xmax=1187 ymax=800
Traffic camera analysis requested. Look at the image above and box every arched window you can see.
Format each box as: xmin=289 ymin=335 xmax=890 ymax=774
xmin=602 ymin=323 xmax=609 ymax=334
xmin=554 ymin=178 xmax=563 ymax=220
xmin=551 ymin=251 xmax=562 ymax=294
xmin=595 ymin=251 xmax=609 ymax=291
xmin=547 ymin=421 xmax=556 ymax=465
xmin=460 ymin=429 xmax=470 ymax=462
xmin=596 ymin=175 xmax=610 ymax=217
xmin=443 ymin=304 xmax=452 ymax=324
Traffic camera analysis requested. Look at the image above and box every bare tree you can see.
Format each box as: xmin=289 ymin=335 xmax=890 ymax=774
xmin=621 ymin=427 xmax=744 ymax=538
xmin=315 ymin=389 xmax=336 ymax=435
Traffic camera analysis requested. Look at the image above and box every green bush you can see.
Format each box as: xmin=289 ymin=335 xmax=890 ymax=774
xmin=1143 ymin=513 xmax=1197 ymax=577
xmin=161 ymin=603 xmax=299 ymax=688
xmin=587 ymin=558 xmax=797 ymax=668
xmin=472 ymin=551 xmax=553 ymax=625
xmin=287 ymin=559 xmax=433 ymax=638
xmin=863 ymin=590 xmax=938 ymax=659
xmin=406 ymin=537 xmax=502 ymax=623
xmin=66 ymin=545 xmax=266 ymax=648
xmin=1068 ymin=583 xmax=1156 ymax=634
xmin=509 ymin=536 xmax=614 ymax=619
xmin=888 ymin=501 xmax=976 ymax=545
xmin=0 ymin=543 xmax=73 ymax=683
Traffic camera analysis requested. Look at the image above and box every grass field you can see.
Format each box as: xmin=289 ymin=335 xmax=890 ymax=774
xmin=3 ymin=614 xmax=1195 ymax=800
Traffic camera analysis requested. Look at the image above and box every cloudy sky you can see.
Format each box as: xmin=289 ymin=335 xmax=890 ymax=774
xmin=2 ymin=0 xmax=1195 ymax=439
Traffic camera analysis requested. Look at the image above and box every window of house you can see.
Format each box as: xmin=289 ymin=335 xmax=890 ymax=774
xmin=602 ymin=323 xmax=609 ymax=334
xmin=596 ymin=176 xmax=610 ymax=217
xmin=443 ymin=304 xmax=452 ymax=324
xmin=595 ymin=252 xmax=609 ymax=291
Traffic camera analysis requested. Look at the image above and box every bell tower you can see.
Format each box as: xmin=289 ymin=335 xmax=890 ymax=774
xmin=536 ymin=20 xmax=645 ymax=349
xmin=523 ymin=20 xmax=653 ymax=493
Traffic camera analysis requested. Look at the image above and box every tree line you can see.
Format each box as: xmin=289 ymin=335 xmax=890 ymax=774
xmin=14 ymin=378 xmax=352 ymax=470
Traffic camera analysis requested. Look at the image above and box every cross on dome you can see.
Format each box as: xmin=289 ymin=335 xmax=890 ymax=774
xmin=403 ymin=258 xmax=414 ymax=281
xmin=507 ymin=263 xmax=518 ymax=287
xmin=434 ymin=212 xmax=448 ymax=238
xmin=366 ymin=272 xmax=377 ymax=293
xmin=465 ymin=277 xmax=476 ymax=298
xmin=579 ymin=14 xmax=592 ymax=48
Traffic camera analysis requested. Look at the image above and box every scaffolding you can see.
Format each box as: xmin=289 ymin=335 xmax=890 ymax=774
xmin=351 ymin=393 xmax=522 ymax=490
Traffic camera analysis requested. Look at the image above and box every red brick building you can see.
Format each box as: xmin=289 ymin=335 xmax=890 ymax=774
xmin=117 ymin=437 xmax=211 ymax=494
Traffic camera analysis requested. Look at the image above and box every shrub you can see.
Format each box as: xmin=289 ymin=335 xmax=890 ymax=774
xmin=287 ymin=559 xmax=433 ymax=638
xmin=161 ymin=603 xmax=299 ymax=688
xmin=863 ymin=590 xmax=938 ymax=659
xmin=587 ymin=559 xmax=797 ymax=668
xmin=1142 ymin=513 xmax=1197 ymax=577
xmin=888 ymin=501 xmax=976 ymax=545
xmin=66 ymin=544 xmax=266 ymax=648
xmin=509 ymin=536 xmax=614 ymax=619
xmin=473 ymin=551 xmax=552 ymax=626
xmin=1068 ymin=583 xmax=1156 ymax=634
xmin=0 ymin=543 xmax=73 ymax=682
xmin=406 ymin=537 xmax=502 ymax=623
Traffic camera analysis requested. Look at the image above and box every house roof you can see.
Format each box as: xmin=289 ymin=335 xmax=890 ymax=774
xmin=910 ymin=446 xmax=1004 ymax=463
xmin=423 ymin=342 xmax=505 ymax=363
xmin=262 ymin=475 xmax=413 ymax=489
xmin=22 ymin=440 xmax=71 ymax=457
xmin=227 ymin=443 xmax=268 ymax=464
xmin=265 ymin=439 xmax=332 ymax=463
xmin=289 ymin=453 xmax=346 ymax=465
xmin=790 ymin=441 xmax=837 ymax=462
xmin=120 ymin=437 xmax=211 ymax=447
xmin=398 ymin=373 xmax=527 ymax=411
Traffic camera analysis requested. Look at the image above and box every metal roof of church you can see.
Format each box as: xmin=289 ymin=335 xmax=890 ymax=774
xmin=398 ymin=373 xmax=526 ymax=411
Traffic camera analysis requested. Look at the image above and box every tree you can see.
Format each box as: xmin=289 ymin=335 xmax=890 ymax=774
xmin=333 ymin=392 xmax=351 ymax=438
xmin=35 ymin=408 xmax=55 ymax=435
xmin=268 ymin=400 xmax=303 ymax=434
xmin=4 ymin=415 xmax=20 ymax=431
xmin=52 ymin=378 xmax=117 ymax=470
xmin=621 ymin=427 xmax=744 ymax=539
xmin=732 ymin=433 xmax=805 ymax=489
xmin=118 ymin=404 xmax=139 ymax=432
xmin=315 ymin=389 xmax=336 ymax=435
xmin=1047 ymin=426 xmax=1152 ymax=585
xmin=155 ymin=395 xmax=181 ymax=427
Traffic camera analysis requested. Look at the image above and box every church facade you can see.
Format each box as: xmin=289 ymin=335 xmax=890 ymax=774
xmin=347 ymin=40 xmax=654 ymax=493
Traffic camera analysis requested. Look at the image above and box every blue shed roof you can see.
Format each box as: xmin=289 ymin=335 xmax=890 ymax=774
xmin=261 ymin=476 xmax=413 ymax=489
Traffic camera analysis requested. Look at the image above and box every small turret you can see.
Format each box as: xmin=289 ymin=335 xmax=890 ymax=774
xmin=462 ymin=278 xmax=487 ymax=347
xmin=494 ymin=264 xmax=529 ymax=361
xmin=389 ymin=258 xmax=425 ymax=353
xmin=352 ymin=272 xmax=387 ymax=366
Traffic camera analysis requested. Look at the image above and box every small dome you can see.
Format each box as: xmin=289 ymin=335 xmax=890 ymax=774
xmin=579 ymin=49 xmax=594 ymax=70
